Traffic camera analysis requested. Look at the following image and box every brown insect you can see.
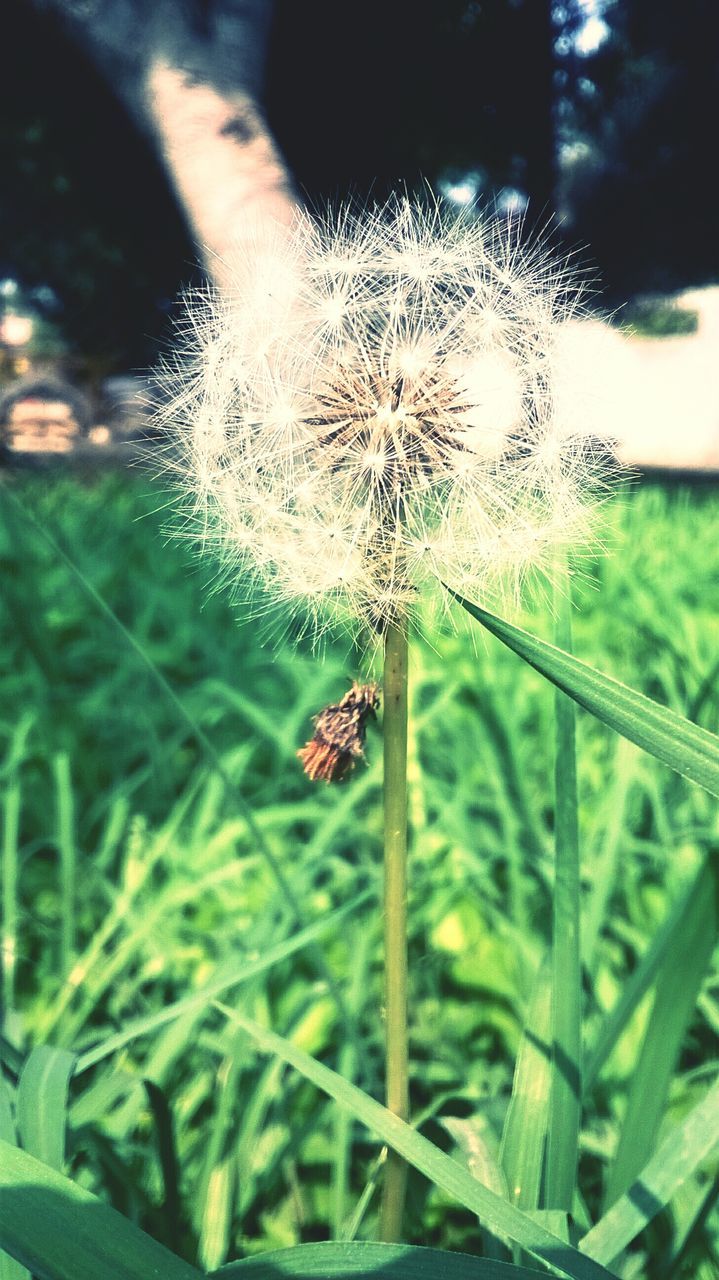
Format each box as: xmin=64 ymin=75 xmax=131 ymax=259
xmin=298 ymin=682 xmax=380 ymax=783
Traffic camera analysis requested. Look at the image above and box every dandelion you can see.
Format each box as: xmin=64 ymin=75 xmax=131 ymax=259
xmin=157 ymin=197 xmax=608 ymax=645
xmin=155 ymin=195 xmax=615 ymax=1243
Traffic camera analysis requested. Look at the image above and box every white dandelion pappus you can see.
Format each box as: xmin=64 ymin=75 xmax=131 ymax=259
xmin=157 ymin=197 xmax=610 ymax=641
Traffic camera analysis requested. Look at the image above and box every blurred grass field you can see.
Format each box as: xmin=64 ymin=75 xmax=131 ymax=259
xmin=1 ymin=468 xmax=719 ymax=1274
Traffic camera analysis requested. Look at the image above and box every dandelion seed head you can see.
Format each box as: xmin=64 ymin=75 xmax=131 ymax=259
xmin=156 ymin=196 xmax=616 ymax=643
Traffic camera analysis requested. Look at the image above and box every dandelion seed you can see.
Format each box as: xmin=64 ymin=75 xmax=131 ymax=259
xmin=156 ymin=196 xmax=614 ymax=642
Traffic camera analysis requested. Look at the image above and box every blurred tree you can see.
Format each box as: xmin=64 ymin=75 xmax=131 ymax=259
xmin=0 ymin=0 xmax=197 ymax=365
xmin=267 ymin=0 xmax=557 ymax=215
xmin=3 ymin=0 xmax=718 ymax=368
xmin=558 ymin=0 xmax=719 ymax=298
xmin=15 ymin=1 xmax=297 ymax=285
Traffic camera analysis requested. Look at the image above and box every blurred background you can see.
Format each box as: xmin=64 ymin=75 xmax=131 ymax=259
xmin=1 ymin=0 xmax=719 ymax=467
xmin=2 ymin=6 xmax=719 ymax=1269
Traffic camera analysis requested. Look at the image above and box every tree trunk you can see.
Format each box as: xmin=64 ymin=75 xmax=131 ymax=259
xmin=144 ymin=57 xmax=297 ymax=290
xmin=30 ymin=0 xmax=299 ymax=287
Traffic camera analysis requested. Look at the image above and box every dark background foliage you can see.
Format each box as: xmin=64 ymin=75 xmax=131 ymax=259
xmin=1 ymin=0 xmax=718 ymax=365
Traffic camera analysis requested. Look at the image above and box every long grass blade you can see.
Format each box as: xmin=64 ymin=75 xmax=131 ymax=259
xmin=658 ymin=1171 xmax=719 ymax=1280
xmin=234 ymin=1054 xmax=286 ymax=1219
xmin=545 ymin=576 xmax=582 ymax=1211
xmin=500 ymin=959 xmax=553 ymax=1209
xmin=1 ymin=778 xmax=20 ymax=1022
xmin=214 ymin=1004 xmax=617 ymax=1280
xmin=196 ymin=1035 xmax=243 ymax=1270
xmin=0 ymin=1138 xmax=201 ymax=1280
xmin=447 ymin=592 xmax=719 ymax=797
xmin=331 ymin=927 xmax=373 ymax=1239
xmin=143 ymin=1079 xmax=186 ymax=1254
xmin=200 ymin=1156 xmax=235 ymax=1273
xmin=603 ymin=856 xmax=718 ymax=1207
xmin=53 ymin=753 xmax=76 ymax=980
xmin=0 ymin=1073 xmax=16 ymax=1144
xmin=581 ymin=739 xmax=639 ymax=977
xmin=585 ymin=852 xmax=717 ymax=1091
xmin=580 ymin=1073 xmax=719 ymax=1266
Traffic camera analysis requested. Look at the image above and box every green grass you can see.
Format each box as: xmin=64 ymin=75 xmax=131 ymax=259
xmin=614 ymin=298 xmax=699 ymax=338
xmin=1 ymin=469 xmax=719 ymax=1276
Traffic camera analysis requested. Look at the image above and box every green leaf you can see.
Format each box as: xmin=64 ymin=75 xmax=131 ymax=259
xmin=16 ymin=1046 xmax=76 ymax=1171
xmin=545 ymin=577 xmax=582 ymax=1212
xmin=0 ymin=1138 xmax=201 ymax=1280
xmin=214 ymin=1004 xmax=618 ymax=1280
xmin=75 ymin=891 xmax=371 ymax=1074
xmin=215 ymin=1240 xmax=547 ymax=1276
xmin=447 ymin=592 xmax=719 ymax=797
xmin=580 ymin=1074 xmax=719 ymax=1267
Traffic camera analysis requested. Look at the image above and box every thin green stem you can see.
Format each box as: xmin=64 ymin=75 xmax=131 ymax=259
xmin=379 ymin=621 xmax=409 ymax=1243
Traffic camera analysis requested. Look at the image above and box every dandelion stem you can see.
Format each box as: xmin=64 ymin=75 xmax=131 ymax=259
xmin=380 ymin=619 xmax=409 ymax=1242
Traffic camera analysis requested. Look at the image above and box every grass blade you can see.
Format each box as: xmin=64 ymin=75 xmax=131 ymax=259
xmin=581 ymin=740 xmax=639 ymax=977
xmin=1 ymin=777 xmax=20 ymax=1021
xmin=200 ymin=1156 xmax=235 ymax=1273
xmin=16 ymin=1046 xmax=76 ymax=1171
xmin=0 ymin=1138 xmax=201 ymax=1280
xmin=195 ymin=1034 xmax=243 ymax=1269
xmin=658 ymin=1171 xmax=719 ymax=1279
xmin=580 ymin=1074 xmax=719 ymax=1266
xmin=500 ymin=959 xmax=553 ymax=1209
xmin=331 ymin=927 xmax=373 ymax=1239
xmin=143 ymin=1079 xmax=186 ymax=1254
xmin=603 ymin=855 xmax=718 ymax=1207
xmin=214 ymin=1004 xmax=618 ymax=1280
xmin=75 ymin=890 xmax=370 ymax=1074
xmin=0 ymin=1073 xmax=16 ymax=1144
xmin=447 ymin=592 xmax=719 ymax=797
xmin=53 ymin=753 xmax=76 ymax=980
xmin=545 ymin=577 xmax=581 ymax=1211
xmin=585 ymin=852 xmax=717 ymax=1091
xmin=215 ymin=1239 xmax=548 ymax=1276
